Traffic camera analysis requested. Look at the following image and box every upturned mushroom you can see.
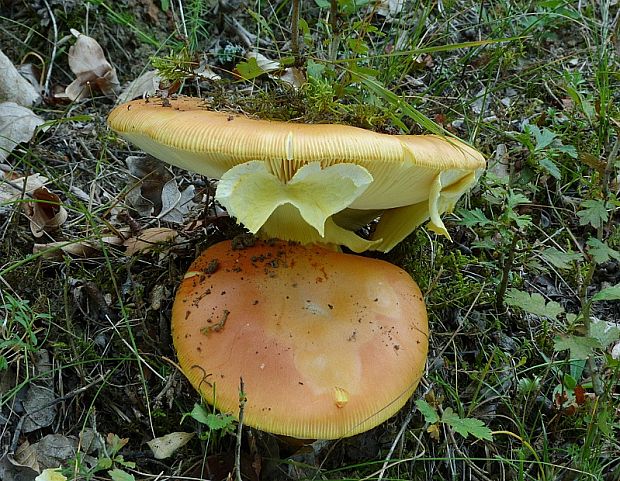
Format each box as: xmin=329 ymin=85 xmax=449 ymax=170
xmin=108 ymin=96 xmax=485 ymax=252
xmin=172 ymin=239 xmax=428 ymax=439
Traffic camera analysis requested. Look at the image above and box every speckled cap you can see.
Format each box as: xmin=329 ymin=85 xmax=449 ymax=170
xmin=171 ymin=240 xmax=428 ymax=439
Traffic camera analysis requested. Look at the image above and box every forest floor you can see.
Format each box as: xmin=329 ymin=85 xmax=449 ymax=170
xmin=1 ymin=1 xmax=619 ymax=481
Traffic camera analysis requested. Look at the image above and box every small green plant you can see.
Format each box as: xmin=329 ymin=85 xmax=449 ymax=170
xmin=0 ymin=293 xmax=51 ymax=370
xmin=416 ymin=398 xmax=493 ymax=441
xmin=62 ymin=433 xmax=136 ymax=481
xmin=184 ymin=402 xmax=236 ymax=450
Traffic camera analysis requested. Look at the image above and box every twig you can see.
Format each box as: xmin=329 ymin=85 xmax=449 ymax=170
xmin=234 ymin=377 xmax=246 ymax=481
xmin=291 ymin=0 xmax=301 ymax=65
xmin=41 ymin=0 xmax=58 ymax=97
xmin=376 ymin=409 xmax=414 ymax=481
xmin=328 ymin=0 xmax=339 ymax=62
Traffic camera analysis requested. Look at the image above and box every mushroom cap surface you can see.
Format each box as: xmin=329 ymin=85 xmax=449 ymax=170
xmin=172 ymin=240 xmax=428 ymax=439
xmin=109 ymin=97 xmax=485 ymax=252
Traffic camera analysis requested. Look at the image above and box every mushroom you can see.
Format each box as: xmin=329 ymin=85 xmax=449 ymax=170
xmin=172 ymin=239 xmax=428 ymax=439
xmin=108 ymin=97 xmax=485 ymax=252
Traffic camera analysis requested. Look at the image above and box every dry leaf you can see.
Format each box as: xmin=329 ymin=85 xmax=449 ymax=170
xmin=124 ymin=227 xmax=178 ymax=255
xmin=158 ymin=179 xmax=196 ymax=224
xmin=376 ymin=0 xmax=404 ymax=18
xmin=32 ymin=434 xmax=78 ymax=471
xmin=65 ymin=29 xmax=120 ymax=101
xmin=125 ymin=155 xmax=173 ymax=217
xmin=117 ymin=70 xmax=162 ymax=104
xmin=0 ymin=456 xmax=37 ymax=481
xmin=248 ymin=52 xmax=280 ymax=73
xmin=278 ymin=67 xmax=306 ymax=89
xmin=0 ymin=48 xmax=41 ymax=106
xmin=147 ymin=432 xmax=194 ymax=459
xmin=11 ymin=439 xmax=40 ymax=472
xmin=33 ymin=241 xmax=99 ymax=259
xmin=22 ymin=350 xmax=56 ymax=433
xmin=33 ymin=235 xmax=124 ymax=259
xmin=0 ymin=102 xmax=44 ymax=162
xmin=0 ymin=173 xmax=48 ymax=204
xmin=25 ymin=187 xmax=68 ymax=238
xmin=194 ymin=57 xmax=221 ymax=81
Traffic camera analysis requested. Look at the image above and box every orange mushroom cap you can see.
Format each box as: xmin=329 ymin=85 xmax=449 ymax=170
xmin=172 ymin=240 xmax=428 ymax=439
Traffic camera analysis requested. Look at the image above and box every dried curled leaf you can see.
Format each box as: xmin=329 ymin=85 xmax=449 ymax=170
xmin=65 ymin=29 xmax=120 ymax=101
xmin=123 ymin=227 xmax=178 ymax=255
xmin=0 ymin=173 xmax=48 ymax=204
xmin=25 ymin=187 xmax=68 ymax=238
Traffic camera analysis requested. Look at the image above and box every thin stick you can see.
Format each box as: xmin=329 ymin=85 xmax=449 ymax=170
xmin=291 ymin=0 xmax=301 ymax=65
xmin=234 ymin=377 xmax=246 ymax=481
xmin=42 ymin=0 xmax=58 ymax=97
xmin=329 ymin=0 xmax=339 ymax=61
xmin=376 ymin=409 xmax=414 ymax=481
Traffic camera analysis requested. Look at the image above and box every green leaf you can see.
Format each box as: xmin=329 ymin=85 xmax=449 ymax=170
xmin=539 ymin=157 xmax=561 ymax=179
xmin=587 ymin=238 xmax=620 ymax=264
xmin=457 ymin=208 xmax=492 ymax=228
xmin=529 ymin=125 xmax=557 ymax=151
xmin=542 ymin=248 xmax=583 ymax=270
xmin=506 ymin=191 xmax=531 ymax=209
xmin=441 ymin=408 xmax=493 ymax=440
xmin=557 ymin=144 xmax=578 ymax=158
xmin=190 ymin=404 xmax=236 ymax=431
xmin=554 ymin=334 xmax=601 ymax=360
xmin=96 ymin=457 xmax=113 ymax=470
xmin=592 ymin=284 xmax=620 ymax=302
xmin=577 ymin=200 xmax=608 ymax=229
xmin=505 ymin=289 xmax=564 ymax=321
xmin=235 ymin=57 xmax=265 ymax=80
xmin=590 ymin=319 xmax=620 ymax=349
xmin=306 ymin=60 xmax=326 ymax=79
xmin=415 ymin=399 xmax=439 ymax=424
xmin=108 ymin=469 xmax=135 ymax=481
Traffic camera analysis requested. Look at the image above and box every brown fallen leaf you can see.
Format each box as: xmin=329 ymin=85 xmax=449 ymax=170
xmin=278 ymin=67 xmax=306 ymax=89
xmin=64 ymin=29 xmax=120 ymax=101
xmin=117 ymin=70 xmax=162 ymax=104
xmin=33 ymin=230 xmax=125 ymax=259
xmin=124 ymin=227 xmax=178 ymax=255
xmin=11 ymin=439 xmax=40 ymax=472
xmin=25 ymin=187 xmax=67 ymax=238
